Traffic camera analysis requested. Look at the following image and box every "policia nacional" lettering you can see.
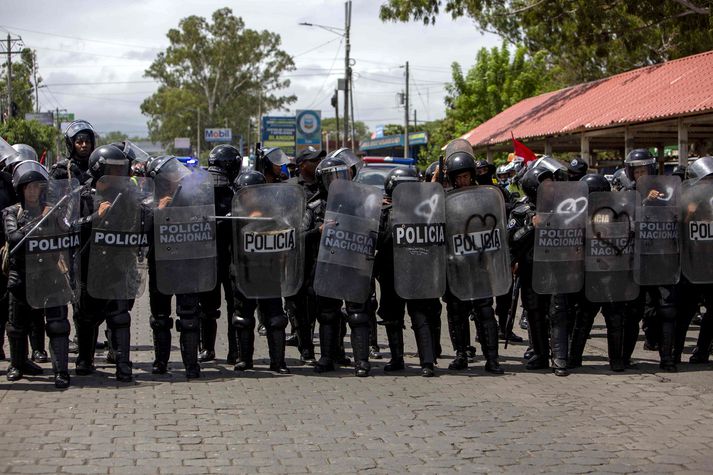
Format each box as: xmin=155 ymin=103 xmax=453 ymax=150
xmin=536 ymin=228 xmax=584 ymax=247
xmin=452 ymin=229 xmax=501 ymax=256
xmin=324 ymin=227 xmax=375 ymax=256
xmin=589 ymin=238 xmax=634 ymax=256
xmin=639 ymin=222 xmax=678 ymax=240
xmin=27 ymin=233 xmax=80 ymax=253
xmin=393 ymin=223 xmax=445 ymax=247
xmin=244 ymin=228 xmax=295 ymax=253
xmin=689 ymin=221 xmax=713 ymax=241
xmin=159 ymin=222 xmax=214 ymax=244
xmin=93 ymin=231 xmax=149 ymax=247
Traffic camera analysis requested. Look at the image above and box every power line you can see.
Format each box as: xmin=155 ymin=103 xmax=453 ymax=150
xmin=0 ymin=24 xmax=163 ymax=51
xmin=305 ymin=37 xmax=344 ymax=109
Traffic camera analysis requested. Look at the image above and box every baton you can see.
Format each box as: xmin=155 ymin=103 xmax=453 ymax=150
xmin=10 ymin=189 xmax=78 ymax=256
xmin=504 ymin=275 xmax=521 ymax=349
xmin=438 ymin=154 xmax=445 ymax=186
xmin=100 ymin=192 xmax=124 ymax=224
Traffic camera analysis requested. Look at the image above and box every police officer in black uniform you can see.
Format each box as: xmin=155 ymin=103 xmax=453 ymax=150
xmin=0 ymin=139 xmax=19 ymax=361
xmin=198 ymin=145 xmax=241 ymax=364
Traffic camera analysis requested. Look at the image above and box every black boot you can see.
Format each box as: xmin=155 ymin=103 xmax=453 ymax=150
xmin=659 ymin=317 xmax=677 ymax=372
xmin=525 ymin=310 xmax=550 ymax=370
xmin=550 ymin=321 xmax=569 ymax=377
xmin=198 ymin=318 xmax=217 ymax=362
xmin=690 ymin=312 xmax=713 ymax=364
xmin=267 ymin=326 xmax=290 ymax=374
xmin=179 ymin=327 xmax=201 ymax=379
xmin=234 ymin=327 xmax=254 ymax=371
xmin=111 ymin=326 xmax=133 ymax=382
xmin=152 ymin=326 xmax=172 ymax=374
xmin=480 ymin=317 xmax=504 ymax=375
xmin=447 ymin=311 xmax=469 ymax=370
xmin=103 ymin=328 xmax=116 ymax=364
xmin=48 ymin=335 xmax=70 ymax=382
xmin=498 ymin=311 xmax=523 ymax=342
xmin=412 ymin=311 xmax=435 ymax=370
xmin=605 ymin=313 xmax=625 ymax=372
xmin=75 ymin=323 xmax=97 ymax=376
xmin=350 ymin=322 xmax=371 ymax=377
xmin=314 ymin=320 xmax=337 ymax=373
xmin=383 ymin=323 xmax=405 ymax=372
xmin=568 ymin=312 xmax=594 ymax=369
xmin=623 ymin=314 xmax=641 ymax=369
xmin=6 ymin=330 xmax=28 ymax=381
xmin=226 ymin=319 xmax=238 ymax=365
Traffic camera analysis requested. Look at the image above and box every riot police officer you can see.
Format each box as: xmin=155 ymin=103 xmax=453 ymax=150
xmin=198 ymin=145 xmax=241 ymax=364
xmin=0 ymin=138 xmax=19 ymax=361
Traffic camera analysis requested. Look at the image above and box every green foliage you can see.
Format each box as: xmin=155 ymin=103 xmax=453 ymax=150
xmin=141 ymin=8 xmax=296 ymax=153
xmin=96 ymin=131 xmax=147 ymax=146
xmin=0 ymin=48 xmax=40 ymax=118
xmin=418 ymin=43 xmax=555 ymax=164
xmin=0 ymin=118 xmax=59 ymax=157
xmin=321 ymin=117 xmax=371 ymax=141
xmin=380 ymin=0 xmax=713 ymax=84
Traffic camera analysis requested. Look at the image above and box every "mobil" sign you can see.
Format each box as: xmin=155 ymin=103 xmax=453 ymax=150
xmin=204 ymin=128 xmax=232 ymax=142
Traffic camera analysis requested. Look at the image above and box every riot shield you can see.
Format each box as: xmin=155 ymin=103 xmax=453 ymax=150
xmin=25 ymin=178 xmax=81 ymax=309
xmin=532 ymin=181 xmax=588 ymax=294
xmin=444 ymin=138 xmax=473 ymax=159
xmin=233 ymin=183 xmax=305 ymax=298
xmin=445 ymin=186 xmax=511 ymax=300
xmin=585 ymin=191 xmax=639 ymax=302
xmin=681 ymin=179 xmax=713 ymax=283
xmin=391 ymin=182 xmax=446 ymax=299
xmin=634 ymin=175 xmax=681 ymax=286
xmin=153 ymin=169 xmax=217 ymax=295
xmin=88 ymin=176 xmax=154 ymax=299
xmin=314 ymin=180 xmax=381 ymax=303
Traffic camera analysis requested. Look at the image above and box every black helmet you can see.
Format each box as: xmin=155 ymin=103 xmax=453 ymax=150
xmin=611 ymin=168 xmax=633 ymax=191
xmin=233 ymin=170 xmax=266 ymax=190
xmin=384 ymin=167 xmax=420 ymax=197
xmin=209 ymin=144 xmax=242 ymax=180
xmin=579 ymin=173 xmax=611 ymax=194
xmin=473 ymin=159 xmax=493 ymax=185
xmin=12 ymin=160 xmax=49 ymax=194
xmin=6 ymin=143 xmax=38 ymax=173
xmin=685 ymin=156 xmax=713 ymax=184
xmin=567 ymin=157 xmax=589 ymax=180
xmin=63 ymin=120 xmax=96 ymax=158
xmin=445 ymin=152 xmax=476 ymax=188
xmin=0 ymin=136 xmax=20 ymax=169
xmin=424 ymin=162 xmax=438 ymax=182
xmin=521 ymin=167 xmax=555 ymax=203
xmin=671 ymin=165 xmax=686 ymax=181
xmin=88 ymin=144 xmax=129 ymax=180
xmin=532 ymin=156 xmax=568 ymax=181
xmin=624 ymin=148 xmax=656 ymax=181
xmin=327 ymin=148 xmax=362 ymax=178
xmin=315 ymin=156 xmax=350 ymax=194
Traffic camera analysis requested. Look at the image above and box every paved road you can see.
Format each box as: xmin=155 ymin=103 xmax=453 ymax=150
xmin=1 ymin=293 xmax=713 ymax=474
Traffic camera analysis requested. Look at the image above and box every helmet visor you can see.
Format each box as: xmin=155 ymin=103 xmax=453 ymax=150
xmin=64 ymin=120 xmax=95 ymax=139
xmin=320 ymin=164 xmax=351 ymax=191
xmin=264 ymin=148 xmax=290 ymax=167
xmin=330 ymin=148 xmax=363 ymax=171
xmin=686 ymin=156 xmax=713 ymax=185
xmin=0 ymin=136 xmax=19 ymax=165
xmin=123 ymin=140 xmax=150 ymax=164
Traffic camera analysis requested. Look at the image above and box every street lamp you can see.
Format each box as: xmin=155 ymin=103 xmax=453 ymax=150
xmin=299 ymin=0 xmax=352 ymax=148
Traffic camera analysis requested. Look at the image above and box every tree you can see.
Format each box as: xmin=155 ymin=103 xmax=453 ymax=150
xmin=96 ymin=131 xmax=148 ymax=147
xmin=417 ymin=43 xmax=555 ymax=164
xmin=380 ymin=0 xmax=713 ymax=84
xmin=1 ymin=48 xmax=40 ymax=120
xmin=141 ymin=8 xmax=296 ymax=156
xmin=321 ymin=117 xmax=371 ymax=141
xmin=0 ymin=118 xmax=59 ymax=161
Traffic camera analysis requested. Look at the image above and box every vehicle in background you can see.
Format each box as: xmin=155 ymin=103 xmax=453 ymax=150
xmin=355 ymin=156 xmax=417 ymax=193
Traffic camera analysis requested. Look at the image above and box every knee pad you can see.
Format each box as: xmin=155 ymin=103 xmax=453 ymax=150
xmin=46 ymin=319 xmax=71 ymax=337
xmin=176 ymin=317 xmax=199 ymax=333
xmin=150 ymin=315 xmax=173 ymax=331
xmin=231 ymin=314 xmax=255 ymax=330
xmin=107 ymin=311 xmax=131 ymax=329
xmin=347 ymin=312 xmax=370 ymax=327
xmin=268 ymin=314 xmax=288 ymax=330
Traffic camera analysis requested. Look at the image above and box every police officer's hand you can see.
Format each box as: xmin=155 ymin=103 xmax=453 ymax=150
xmin=97 ymin=201 xmax=112 ymax=217
xmin=647 ymin=189 xmax=662 ymax=200
xmin=158 ymin=196 xmax=173 ymax=209
xmin=431 ymin=165 xmax=440 ymax=183
xmin=42 ymin=205 xmax=52 ymax=217
xmin=249 ymin=211 xmax=264 ymax=218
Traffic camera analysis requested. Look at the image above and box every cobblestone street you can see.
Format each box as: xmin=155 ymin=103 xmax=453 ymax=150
xmin=1 ymin=293 xmax=713 ymax=474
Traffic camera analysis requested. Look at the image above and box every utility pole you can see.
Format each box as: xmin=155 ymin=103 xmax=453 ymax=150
xmin=32 ymin=53 xmax=39 ymax=113
xmin=403 ymin=61 xmax=409 ymax=159
xmin=196 ymin=110 xmax=201 ymax=159
xmin=343 ymin=0 xmax=352 ymax=148
xmin=331 ymin=89 xmax=340 ymax=148
xmin=413 ymin=109 xmax=417 ymax=127
xmin=2 ymin=34 xmax=24 ymax=121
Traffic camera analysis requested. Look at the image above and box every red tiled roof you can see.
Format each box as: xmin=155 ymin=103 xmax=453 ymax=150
xmin=462 ymin=50 xmax=713 ymax=148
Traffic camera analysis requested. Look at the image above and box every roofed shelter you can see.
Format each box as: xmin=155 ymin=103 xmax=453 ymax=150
xmin=461 ymin=50 xmax=713 ymax=169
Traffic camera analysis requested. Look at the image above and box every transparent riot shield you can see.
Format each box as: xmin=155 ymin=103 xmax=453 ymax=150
xmin=445 ymin=186 xmax=511 ymax=300
xmin=391 ymin=182 xmax=446 ymax=299
xmin=634 ymin=175 xmax=681 ymax=286
xmin=153 ymin=169 xmax=217 ymax=295
xmin=233 ymin=183 xmax=305 ymax=298
xmin=533 ymin=181 xmax=588 ymax=294
xmin=25 ymin=179 xmax=81 ymax=309
xmin=585 ymin=191 xmax=639 ymax=303
xmin=681 ymin=179 xmax=713 ymax=283
xmin=314 ymin=180 xmax=382 ymax=303
xmin=444 ymin=138 xmax=473 ymax=159
xmin=88 ymin=176 xmax=154 ymax=299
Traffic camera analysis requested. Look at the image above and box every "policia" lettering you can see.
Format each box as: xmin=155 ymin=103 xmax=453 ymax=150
xmin=589 ymin=238 xmax=634 ymax=256
xmin=93 ymin=231 xmax=149 ymax=247
xmin=159 ymin=222 xmax=213 ymax=244
xmin=324 ymin=227 xmax=375 ymax=256
xmin=27 ymin=233 xmax=80 ymax=253
xmin=244 ymin=228 xmax=295 ymax=253
xmin=639 ymin=222 xmax=678 ymax=240
xmin=689 ymin=221 xmax=713 ymax=241
xmin=393 ymin=223 xmax=445 ymax=247
xmin=452 ymin=229 xmax=501 ymax=256
xmin=537 ymin=228 xmax=584 ymax=247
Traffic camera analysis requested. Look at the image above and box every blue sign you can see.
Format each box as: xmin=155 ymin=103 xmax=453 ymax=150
xmin=261 ymin=116 xmax=295 ymax=156
xmin=360 ymin=132 xmax=428 ymax=151
xmin=374 ymin=125 xmax=384 ymax=139
xmin=204 ymin=128 xmax=232 ymax=142
xmin=296 ymin=110 xmax=321 ymax=152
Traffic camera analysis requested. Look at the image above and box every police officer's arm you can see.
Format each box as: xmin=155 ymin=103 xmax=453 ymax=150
xmin=507 ymin=203 xmax=536 ymax=265
xmin=3 ymin=205 xmax=25 ymax=247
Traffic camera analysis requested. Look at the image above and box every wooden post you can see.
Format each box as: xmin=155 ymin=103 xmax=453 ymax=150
xmin=624 ymin=125 xmax=635 ymax=158
xmin=657 ymin=142 xmax=665 ymax=175
xmin=486 ymin=147 xmax=494 ymax=163
xmin=678 ymin=118 xmax=688 ymax=167
xmin=580 ymin=134 xmax=591 ymax=166
xmin=544 ymin=138 xmax=552 ymax=156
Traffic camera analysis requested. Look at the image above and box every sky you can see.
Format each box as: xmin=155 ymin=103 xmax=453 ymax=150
xmin=2 ymin=0 xmax=501 ymax=138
